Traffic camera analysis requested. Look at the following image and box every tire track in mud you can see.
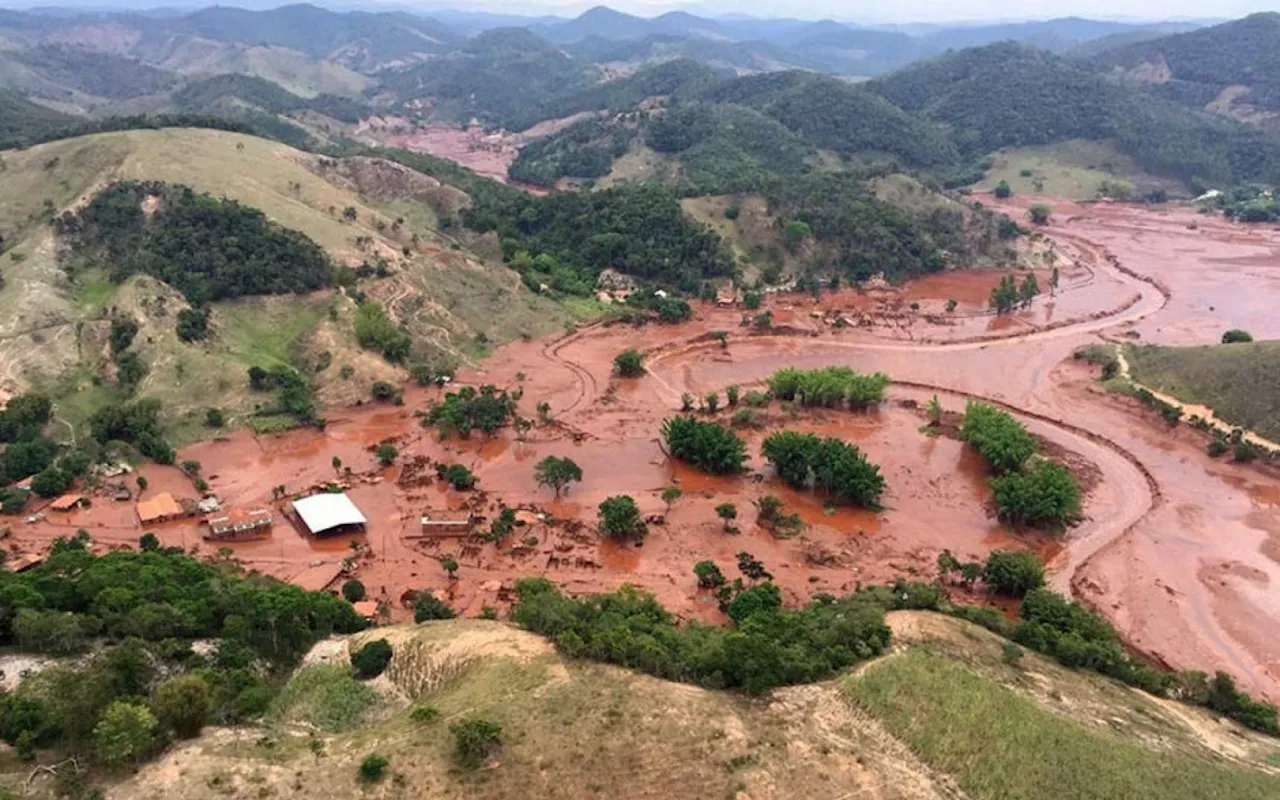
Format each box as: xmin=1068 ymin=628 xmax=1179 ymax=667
xmin=541 ymin=325 xmax=600 ymax=414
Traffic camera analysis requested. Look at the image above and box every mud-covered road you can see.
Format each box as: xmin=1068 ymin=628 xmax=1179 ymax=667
xmin=13 ymin=198 xmax=1280 ymax=701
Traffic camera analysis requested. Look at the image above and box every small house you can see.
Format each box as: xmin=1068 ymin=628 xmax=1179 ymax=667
xmin=202 ymin=509 xmax=272 ymax=541
xmin=49 ymin=494 xmax=88 ymax=512
xmin=137 ymin=492 xmax=185 ymax=525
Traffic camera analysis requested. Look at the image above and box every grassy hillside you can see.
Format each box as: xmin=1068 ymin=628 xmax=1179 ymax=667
xmin=93 ymin=613 xmax=1280 ymax=800
xmin=0 ymin=128 xmax=571 ymax=442
xmin=1125 ymin=341 xmax=1280 ymax=441
xmin=975 ymin=139 xmax=1182 ymax=200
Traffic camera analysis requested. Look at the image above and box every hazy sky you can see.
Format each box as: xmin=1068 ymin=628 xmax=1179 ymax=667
xmin=418 ymin=0 xmax=1280 ymax=23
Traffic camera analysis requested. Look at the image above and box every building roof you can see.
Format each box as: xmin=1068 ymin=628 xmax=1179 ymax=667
xmin=421 ymin=509 xmax=473 ymax=524
xmin=10 ymin=554 xmax=44 ymax=572
xmin=207 ymin=508 xmax=272 ymax=533
xmin=351 ymin=601 xmax=379 ymax=618
xmin=288 ymin=562 xmax=344 ymax=593
xmin=292 ymin=493 xmax=367 ymax=535
xmin=49 ymin=494 xmax=85 ymax=511
xmin=137 ymin=492 xmax=183 ymax=523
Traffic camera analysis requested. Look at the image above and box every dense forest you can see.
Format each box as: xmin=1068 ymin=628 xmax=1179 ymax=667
xmin=172 ymin=74 xmax=370 ymax=124
xmin=508 ymin=117 xmax=636 ymax=186
xmin=0 ymin=90 xmax=74 ymax=147
xmin=56 ymin=181 xmax=332 ymax=305
xmin=12 ymin=45 xmax=176 ymax=101
xmin=465 ymin=182 xmax=734 ymax=292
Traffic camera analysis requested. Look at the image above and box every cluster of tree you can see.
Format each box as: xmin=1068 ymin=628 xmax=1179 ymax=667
xmin=760 ymin=431 xmax=885 ymax=509
xmin=175 ymin=307 xmax=211 ymax=343
xmin=989 ymin=272 xmax=1040 ymax=314
xmin=508 ymin=117 xmax=635 ymax=186
xmin=958 ymin=402 xmax=1080 ymax=529
xmin=624 ymin=288 xmax=693 ymax=324
xmin=509 ymin=577 xmax=891 ymax=695
xmin=938 ymin=548 xmax=1046 ymax=596
xmin=465 ymin=183 xmax=734 ymax=294
xmin=14 ymin=44 xmax=175 ymax=100
xmin=1219 ymin=187 xmax=1280 ymax=222
xmin=760 ymin=174 xmax=974 ymax=282
xmin=424 ymin=385 xmax=517 ymax=438
xmin=660 ymin=416 xmax=748 ymax=474
xmin=247 ymin=365 xmax=319 ymax=427
xmin=88 ymin=398 xmax=175 ymax=465
xmin=766 ymin=366 xmax=890 ymax=410
xmin=0 ymin=534 xmax=366 ymax=768
xmin=613 ymin=349 xmax=645 ymax=377
xmin=55 ymin=181 xmax=331 ymax=306
xmin=598 ymin=495 xmax=646 ymax=541
xmin=353 ymin=301 xmax=411 ymax=363
xmin=0 ymin=394 xmax=59 ymax=495
xmin=435 ymin=463 xmax=477 ymax=491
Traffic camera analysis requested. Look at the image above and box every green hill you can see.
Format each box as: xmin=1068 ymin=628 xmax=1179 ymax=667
xmin=868 ymin=42 xmax=1280 ymax=187
xmin=1125 ymin=340 xmax=1280 ymax=441
xmin=0 ymin=89 xmax=75 ymax=146
xmin=0 ymin=128 xmax=571 ymax=442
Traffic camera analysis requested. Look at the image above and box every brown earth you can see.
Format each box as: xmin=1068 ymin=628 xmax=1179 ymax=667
xmin=8 ymin=197 xmax=1280 ymax=704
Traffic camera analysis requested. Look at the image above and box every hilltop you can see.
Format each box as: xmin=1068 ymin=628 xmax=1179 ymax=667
xmin=94 ymin=612 xmax=1280 ymax=800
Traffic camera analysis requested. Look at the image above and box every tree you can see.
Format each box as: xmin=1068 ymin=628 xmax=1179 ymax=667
xmin=342 ymin=579 xmax=366 ymax=603
xmin=704 ymin=392 xmax=719 ymax=413
xmin=1221 ymin=329 xmax=1253 ymax=344
xmin=175 ymin=307 xmax=210 ymax=342
xmin=440 ymin=555 xmax=459 ymax=579
xmin=736 ymin=551 xmax=772 ymax=582
xmin=413 ymin=592 xmax=456 ymax=622
xmin=204 ymin=408 xmax=224 ymax=428
xmin=994 ymin=180 xmax=1012 ymax=199
xmin=715 ymin=502 xmax=738 ymax=532
xmin=661 ymin=486 xmax=682 ymax=509
xmin=743 ymin=290 xmax=761 ymax=310
xmin=450 ymin=717 xmax=502 ymax=769
xmin=983 ymin=550 xmax=1045 ymax=596
xmin=30 ymin=466 xmax=71 ymax=498
xmin=332 ymin=456 xmax=342 ymax=475
xmin=760 ymin=431 xmax=885 ymax=509
xmin=990 ymin=461 xmax=1081 ymax=528
xmin=152 ymin=674 xmax=213 ymax=738
xmin=533 ymin=456 xmax=583 ymax=498
xmin=136 ymin=475 xmax=148 ymax=492
xmin=614 ymin=349 xmax=644 ymax=378
xmin=436 ymin=463 xmax=477 ymax=490
xmin=727 ymin=582 xmax=781 ymax=623
xmin=661 ymin=416 xmax=747 ymax=475
xmin=94 ymin=700 xmax=157 ymax=766
xmin=1049 ymin=266 xmax=1059 ymax=296
xmin=376 ymin=443 xmax=398 ymax=466
xmin=926 ymin=395 xmax=943 ymax=427
xmin=781 ymin=220 xmax=812 ymax=254
xmin=989 ymin=274 xmax=1019 ymax=314
xmin=1018 ymin=273 xmax=1040 ymax=307
xmin=726 ymin=385 xmax=739 ymax=407
xmin=598 ymin=495 xmax=645 ymax=541
xmin=694 ymin=560 xmax=725 ymax=589
xmin=1028 ymin=204 xmax=1052 ymax=225
xmin=371 ymin=381 xmax=396 ymax=401
xmin=958 ymin=402 xmax=1037 ymax=474
xmin=139 ymin=533 xmax=160 ymax=552
xmin=351 ymin=639 xmax=393 ymax=679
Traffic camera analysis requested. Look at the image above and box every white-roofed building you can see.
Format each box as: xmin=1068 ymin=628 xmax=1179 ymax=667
xmin=290 ymin=492 xmax=368 ymax=536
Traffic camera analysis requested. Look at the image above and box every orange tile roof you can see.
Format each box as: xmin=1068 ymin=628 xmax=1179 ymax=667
xmin=289 ymin=562 xmax=344 ymax=593
xmin=137 ymin=492 xmax=183 ymax=523
xmin=352 ymin=601 xmax=379 ymax=618
xmin=49 ymin=494 xmax=85 ymax=511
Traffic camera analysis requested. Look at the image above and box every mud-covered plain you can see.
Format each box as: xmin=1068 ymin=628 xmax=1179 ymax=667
xmin=10 ymin=198 xmax=1280 ymax=701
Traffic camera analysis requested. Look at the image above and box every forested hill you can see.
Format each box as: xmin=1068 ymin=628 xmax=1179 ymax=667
xmin=867 ymin=43 xmax=1280 ymax=187
xmin=1087 ymin=14 xmax=1280 ymax=116
xmin=0 ymin=90 xmax=74 ymax=145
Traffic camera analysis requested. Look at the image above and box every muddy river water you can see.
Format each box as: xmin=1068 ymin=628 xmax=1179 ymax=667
xmin=12 ymin=197 xmax=1280 ymax=701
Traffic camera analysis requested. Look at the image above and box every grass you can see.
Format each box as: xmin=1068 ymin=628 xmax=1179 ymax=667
xmin=71 ymin=268 xmax=117 ymax=315
xmin=846 ymin=648 xmax=1280 ymax=800
xmin=1125 ymin=341 xmax=1280 ymax=441
xmin=268 ymin=664 xmax=380 ymax=733
xmin=976 ymin=139 xmax=1181 ymax=200
xmin=219 ymin=297 xmax=329 ymax=370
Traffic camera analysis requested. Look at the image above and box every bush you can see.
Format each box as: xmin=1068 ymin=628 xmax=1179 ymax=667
xmin=761 ymin=431 xmax=884 ymax=508
xmin=204 ymin=408 xmax=224 ymax=428
xmin=371 ymin=380 xmax=397 ymax=401
xmin=175 ymin=307 xmax=210 ymax=342
xmin=693 ymin=560 xmax=726 ymax=589
xmin=375 ymin=443 xmax=398 ymax=466
xmin=426 ymin=386 xmax=516 ymax=438
xmin=410 ymin=705 xmax=440 ymax=724
xmin=341 ymin=579 xmax=366 ymax=603
xmin=1220 ymin=329 xmax=1253 ymax=344
xmin=413 ymin=593 xmax=455 ymax=622
xmin=994 ymin=180 xmax=1012 ymax=199
xmin=983 ymin=550 xmax=1046 ymax=596
xmin=598 ymin=495 xmax=645 ymax=541
xmin=958 ymin=401 xmax=1037 ymax=474
xmin=989 ymin=461 xmax=1081 ymax=528
xmin=359 ymin=753 xmax=389 ymax=782
xmin=660 ymin=416 xmax=747 ymax=474
xmin=726 ymin=582 xmax=781 ymax=623
xmin=614 ymin=349 xmax=645 ymax=377
xmin=152 ymin=673 xmax=213 ymax=738
xmin=450 ymin=717 xmax=502 ymax=769
xmin=436 ymin=463 xmax=477 ymax=490
xmin=94 ymin=700 xmax=157 ymax=766
xmin=350 ymin=639 xmax=393 ymax=679
xmin=1028 ymin=204 xmax=1052 ymax=224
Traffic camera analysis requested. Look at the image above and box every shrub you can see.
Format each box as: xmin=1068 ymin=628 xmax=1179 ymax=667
xmin=983 ymin=550 xmax=1045 ymax=596
xmin=1220 ymin=329 xmax=1253 ymax=344
xmin=989 ymin=461 xmax=1081 ymax=528
xmin=726 ymin=582 xmax=781 ymax=623
xmin=1028 ymin=204 xmax=1052 ymax=224
xmin=714 ymin=502 xmax=737 ymax=531
xmin=204 ymin=408 xmax=224 ymax=428
xmin=413 ymin=593 xmax=455 ymax=622
xmin=94 ymin=700 xmax=157 ymax=766
xmin=598 ymin=495 xmax=645 ymax=541
xmin=410 ymin=705 xmax=440 ymax=724
xmin=660 ymin=416 xmax=747 ymax=474
xmin=614 ymin=349 xmax=645 ymax=378
xmin=436 ymin=463 xmax=477 ymax=490
xmin=359 ymin=754 xmax=389 ymax=782
xmin=743 ymin=290 xmax=761 ymax=309
xmin=994 ymin=180 xmax=1012 ymax=199
xmin=1232 ymin=441 xmax=1259 ymax=463
xmin=350 ymin=639 xmax=393 ymax=679
xmin=375 ymin=443 xmax=398 ymax=466
xmin=341 ymin=579 xmax=366 ymax=603
xmin=152 ymin=673 xmax=213 ymax=738
xmin=450 ymin=717 xmax=502 ymax=769
xmin=371 ymin=380 xmax=397 ymax=401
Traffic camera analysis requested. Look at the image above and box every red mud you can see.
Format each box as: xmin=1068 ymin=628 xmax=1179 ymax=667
xmin=10 ymin=197 xmax=1280 ymax=702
